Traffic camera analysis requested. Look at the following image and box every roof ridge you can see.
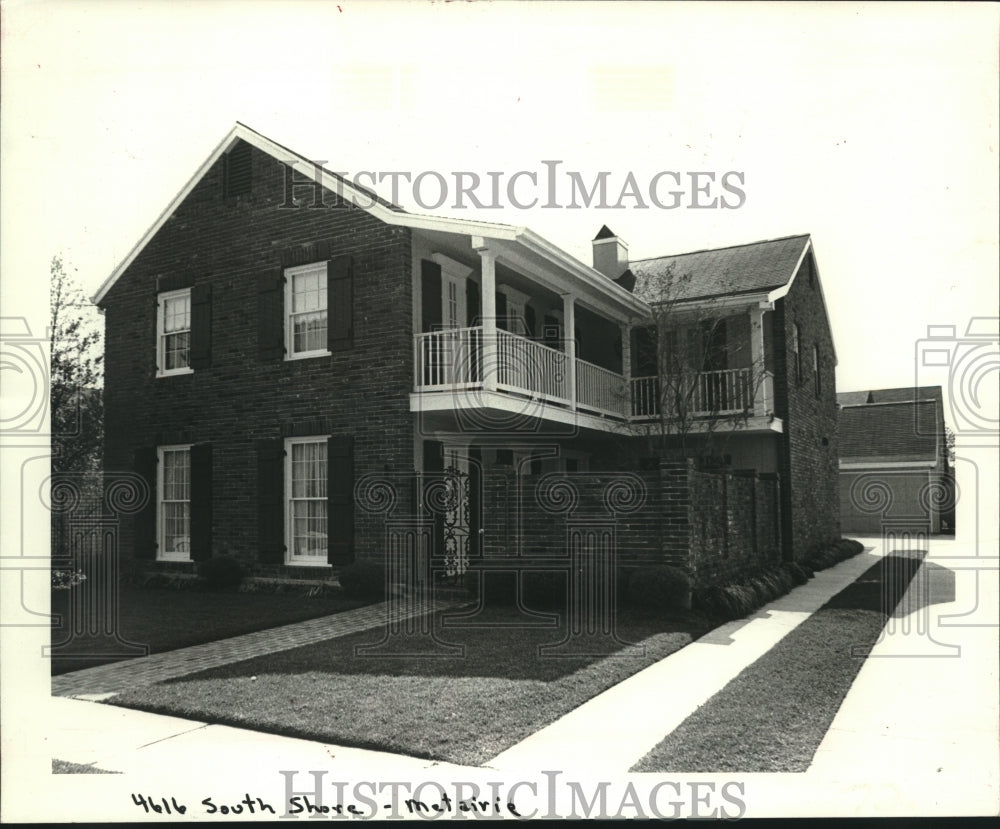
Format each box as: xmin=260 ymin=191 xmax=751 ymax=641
xmin=630 ymin=232 xmax=811 ymax=264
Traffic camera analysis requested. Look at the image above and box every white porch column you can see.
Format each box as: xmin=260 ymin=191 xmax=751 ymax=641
xmin=621 ymin=322 xmax=632 ymax=417
xmin=749 ymin=303 xmax=769 ymax=416
xmin=475 ymin=241 xmax=498 ymax=392
xmin=562 ymin=293 xmax=577 ymax=409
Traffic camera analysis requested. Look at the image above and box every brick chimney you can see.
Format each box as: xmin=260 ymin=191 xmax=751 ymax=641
xmin=592 ymin=225 xmax=629 ymax=279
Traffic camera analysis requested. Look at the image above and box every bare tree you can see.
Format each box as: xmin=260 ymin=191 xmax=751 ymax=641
xmin=629 ymin=262 xmax=773 ymax=467
xmin=50 ymin=255 xmax=103 ymax=476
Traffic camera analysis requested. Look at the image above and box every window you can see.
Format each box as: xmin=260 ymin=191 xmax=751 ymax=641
xmin=792 ymin=323 xmax=802 ymax=383
xmin=157 ymin=289 xmax=192 ymax=376
xmin=286 ymin=437 xmax=328 ymax=565
xmin=158 ymin=446 xmax=191 ymax=560
xmin=285 ymin=262 xmax=328 ymax=358
xmin=813 ymin=344 xmax=821 ymax=398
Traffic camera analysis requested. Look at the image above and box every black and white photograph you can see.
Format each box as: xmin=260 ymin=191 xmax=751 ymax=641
xmin=1 ymin=1 xmax=997 ymax=821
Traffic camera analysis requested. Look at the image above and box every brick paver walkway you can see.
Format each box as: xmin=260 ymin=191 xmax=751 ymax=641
xmin=51 ymin=598 xmax=454 ymax=697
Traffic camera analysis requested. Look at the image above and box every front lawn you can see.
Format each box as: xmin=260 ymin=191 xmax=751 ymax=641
xmin=50 ymin=585 xmax=372 ymax=675
xmin=109 ymin=603 xmax=712 ymax=767
xmin=631 ymin=551 xmax=926 ymax=773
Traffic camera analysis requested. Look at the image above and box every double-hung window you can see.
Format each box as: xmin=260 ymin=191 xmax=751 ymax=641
xmin=286 ymin=437 xmax=328 ymax=564
xmin=285 ymin=262 xmax=329 ymax=359
xmin=157 ymin=289 xmax=192 ymax=375
xmin=158 ymin=445 xmax=191 ymax=560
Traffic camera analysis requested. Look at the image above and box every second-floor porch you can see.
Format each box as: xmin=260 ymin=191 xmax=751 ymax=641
xmin=411 ymin=324 xmax=779 ymax=433
xmin=408 ymin=236 xmax=782 ymax=435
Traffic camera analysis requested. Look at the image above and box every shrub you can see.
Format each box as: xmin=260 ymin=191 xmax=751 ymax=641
xmin=338 ymin=561 xmax=387 ymax=600
xmin=196 ymin=555 xmax=244 ymax=590
xmin=782 ymin=562 xmax=813 ymax=585
xmin=627 ymin=565 xmax=692 ymax=611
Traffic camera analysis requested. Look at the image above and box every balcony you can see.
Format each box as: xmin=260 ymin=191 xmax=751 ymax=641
xmin=631 ymin=368 xmax=774 ymax=420
xmin=415 ymin=326 xmax=630 ymax=421
xmin=412 ymin=327 xmax=777 ymax=431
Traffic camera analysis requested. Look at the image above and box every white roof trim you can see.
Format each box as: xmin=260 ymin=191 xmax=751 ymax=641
xmin=840 ymin=460 xmax=937 ymax=470
xmin=766 ymin=237 xmax=839 ymax=365
xmin=93 ymin=123 xmax=649 ymax=315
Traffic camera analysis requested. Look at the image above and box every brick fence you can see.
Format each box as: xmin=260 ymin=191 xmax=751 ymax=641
xmin=479 ymin=459 xmax=781 ymax=588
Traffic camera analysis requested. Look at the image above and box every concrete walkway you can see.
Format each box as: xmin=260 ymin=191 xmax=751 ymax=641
xmin=45 ymin=536 xmax=997 ymax=813
xmin=809 ymin=535 xmax=999 ymax=781
xmin=488 ymin=546 xmax=883 ymax=772
xmin=52 ymin=598 xmax=455 ymax=698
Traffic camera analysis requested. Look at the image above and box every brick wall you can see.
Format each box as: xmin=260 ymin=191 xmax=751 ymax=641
xmin=101 ymin=141 xmax=414 ymax=572
xmin=773 ymin=250 xmax=841 ymax=559
xmin=688 ymin=466 xmax=781 ymax=586
xmin=478 ymin=458 xmax=780 ymax=588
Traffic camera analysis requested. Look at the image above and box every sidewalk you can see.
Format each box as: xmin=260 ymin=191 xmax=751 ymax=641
xmin=47 ymin=538 xmax=996 ymax=789
xmin=52 ymin=598 xmax=455 ymax=698
xmin=809 ymin=535 xmax=999 ymax=780
xmin=487 ymin=544 xmax=883 ymax=772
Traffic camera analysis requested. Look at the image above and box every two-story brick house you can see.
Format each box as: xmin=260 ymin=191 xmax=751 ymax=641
xmin=93 ymin=123 xmax=840 ymax=587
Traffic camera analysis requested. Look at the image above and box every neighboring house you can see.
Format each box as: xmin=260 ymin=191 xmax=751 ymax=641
xmin=94 ymin=123 xmax=841 ymax=588
xmin=837 ymin=386 xmax=954 ymax=533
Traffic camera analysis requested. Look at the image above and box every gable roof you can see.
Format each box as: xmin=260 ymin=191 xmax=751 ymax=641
xmin=839 ymin=399 xmax=941 ymax=465
xmin=91 ymin=123 xmax=648 ymax=318
xmin=837 ymin=390 xmax=872 ymax=406
xmin=630 ymin=233 xmax=811 ymax=304
xmin=837 ymin=385 xmax=944 ymax=407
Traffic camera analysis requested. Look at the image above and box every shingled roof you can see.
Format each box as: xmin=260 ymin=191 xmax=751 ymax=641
xmin=630 ymin=233 xmax=811 ymax=304
xmin=840 ymin=400 xmax=941 ymax=464
xmin=837 ymin=385 xmax=943 ymax=407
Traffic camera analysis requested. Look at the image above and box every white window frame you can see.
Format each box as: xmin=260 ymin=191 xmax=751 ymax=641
xmin=157 ymin=444 xmax=192 ymax=561
xmin=284 ymin=435 xmax=331 ymax=566
xmin=156 ymin=288 xmax=193 ymax=377
xmin=284 ymin=262 xmax=331 ymax=361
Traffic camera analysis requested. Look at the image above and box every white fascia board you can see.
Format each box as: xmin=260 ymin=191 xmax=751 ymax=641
xmin=840 ymin=460 xmax=937 ymax=470
xmin=766 ymin=236 xmax=839 ymax=365
xmin=93 ymin=123 xmax=522 ymax=305
xmin=514 ymin=228 xmax=651 ymax=319
xmin=92 ymin=125 xmax=244 ymax=305
xmin=94 ymin=122 xmax=648 ymax=320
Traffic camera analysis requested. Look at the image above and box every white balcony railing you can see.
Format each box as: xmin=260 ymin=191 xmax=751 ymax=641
xmin=416 ymin=326 xmax=482 ymax=389
xmin=631 ymin=367 xmax=764 ymax=420
xmin=415 ymin=327 xmax=774 ymax=424
xmin=576 ymin=357 xmax=629 ymax=417
xmin=495 ymin=329 xmax=570 ymax=404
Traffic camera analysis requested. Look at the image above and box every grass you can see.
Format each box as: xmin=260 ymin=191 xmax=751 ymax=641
xmin=108 ymin=602 xmax=712 ymax=767
xmin=631 ymin=551 xmax=925 ymax=773
xmin=50 ymin=584 xmax=372 ymax=675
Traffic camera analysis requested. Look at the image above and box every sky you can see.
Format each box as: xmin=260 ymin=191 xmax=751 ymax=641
xmin=2 ymin=0 xmax=998 ymax=407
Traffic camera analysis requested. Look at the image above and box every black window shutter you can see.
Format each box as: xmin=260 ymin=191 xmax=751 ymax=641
xmin=524 ymin=304 xmax=536 ymax=338
xmin=466 ymin=278 xmax=481 ymax=326
xmin=543 ymin=313 xmax=560 ymax=349
xmin=327 ymin=255 xmax=354 ymax=352
xmin=495 ymin=292 xmax=508 ymax=331
xmin=421 ymin=259 xmax=442 ymax=332
xmin=132 ymin=447 xmax=157 ymax=560
xmin=190 ymin=443 xmax=213 ymax=561
xmin=257 ymin=271 xmax=284 ymax=361
xmin=190 ymin=284 xmax=212 ymax=370
xmin=256 ymin=438 xmax=285 ymax=563
xmin=327 ymin=436 xmax=354 ymax=565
